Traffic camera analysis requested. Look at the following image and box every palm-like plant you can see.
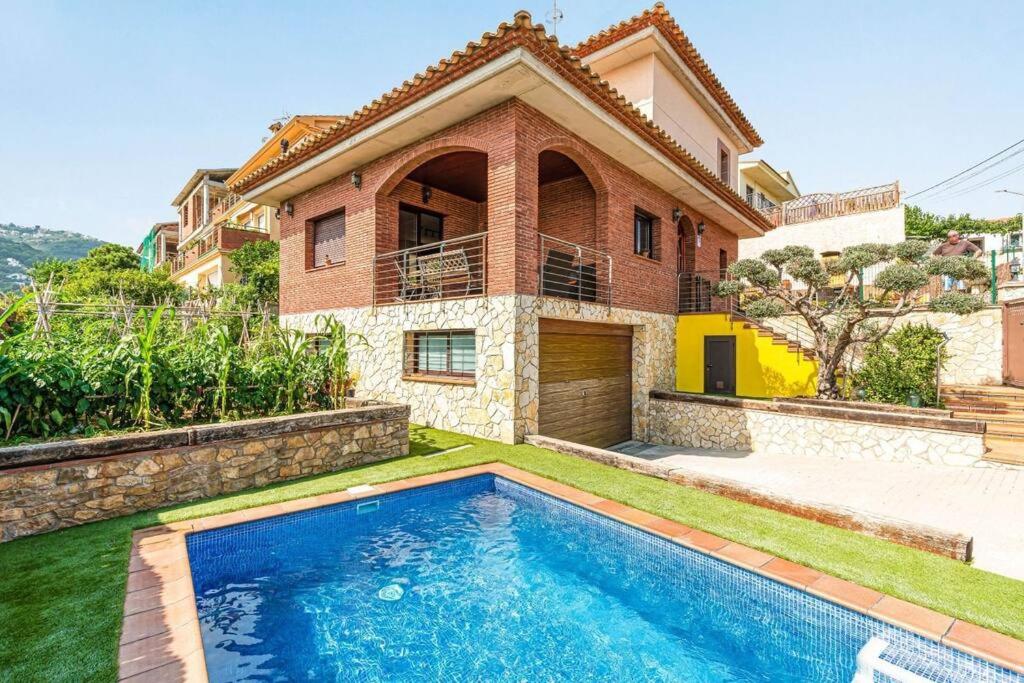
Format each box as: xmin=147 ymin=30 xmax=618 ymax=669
xmin=314 ymin=314 xmax=368 ymax=409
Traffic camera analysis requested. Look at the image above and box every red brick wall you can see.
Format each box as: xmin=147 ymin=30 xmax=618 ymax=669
xmin=277 ymin=99 xmax=739 ymax=317
xmin=386 ymin=179 xmax=485 ymax=245
xmin=538 ymin=176 xmax=596 ymax=247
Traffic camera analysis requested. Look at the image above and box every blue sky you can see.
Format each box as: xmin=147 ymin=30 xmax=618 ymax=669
xmin=2 ymin=1 xmax=1022 ymax=245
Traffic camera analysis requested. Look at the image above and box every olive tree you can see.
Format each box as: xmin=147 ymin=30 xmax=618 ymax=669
xmin=714 ymin=241 xmax=988 ymax=399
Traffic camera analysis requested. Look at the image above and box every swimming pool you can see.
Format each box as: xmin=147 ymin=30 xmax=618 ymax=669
xmin=187 ymin=473 xmax=1022 ymax=682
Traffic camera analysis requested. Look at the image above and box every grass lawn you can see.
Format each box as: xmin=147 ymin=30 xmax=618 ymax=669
xmin=2 ymin=425 xmax=1023 ymax=681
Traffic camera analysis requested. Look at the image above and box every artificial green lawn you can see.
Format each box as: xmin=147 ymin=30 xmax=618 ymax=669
xmin=2 ymin=425 xmax=1023 ymax=682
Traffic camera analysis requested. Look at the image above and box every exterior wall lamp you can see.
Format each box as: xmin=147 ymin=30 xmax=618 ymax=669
xmin=422 ymin=185 xmax=432 ymax=204
xmin=696 ymin=220 xmax=705 ymax=247
xmin=284 ymin=201 xmax=294 ymax=217
xmin=672 ymin=208 xmax=682 ymax=223
xmin=280 ymin=139 xmax=289 ymax=154
xmin=351 ymin=172 xmax=362 ymax=190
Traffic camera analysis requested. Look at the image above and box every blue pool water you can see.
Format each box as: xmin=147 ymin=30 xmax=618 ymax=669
xmin=187 ymin=474 xmax=1021 ymax=682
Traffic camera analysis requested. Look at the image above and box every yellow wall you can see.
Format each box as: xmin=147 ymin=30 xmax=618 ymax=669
xmin=675 ymin=313 xmax=818 ymax=398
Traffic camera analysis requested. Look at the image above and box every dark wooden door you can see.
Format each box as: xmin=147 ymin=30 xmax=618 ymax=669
xmin=704 ymin=336 xmax=736 ymax=395
xmin=1005 ymin=301 xmax=1024 ymax=387
xmin=538 ymin=319 xmax=633 ymax=448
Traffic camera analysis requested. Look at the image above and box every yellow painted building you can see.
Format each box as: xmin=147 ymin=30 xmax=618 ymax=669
xmin=675 ymin=313 xmax=818 ymax=398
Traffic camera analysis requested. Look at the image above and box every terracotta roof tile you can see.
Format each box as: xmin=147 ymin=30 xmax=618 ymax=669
xmin=572 ymin=2 xmax=762 ymax=148
xmin=230 ymin=9 xmax=770 ymax=231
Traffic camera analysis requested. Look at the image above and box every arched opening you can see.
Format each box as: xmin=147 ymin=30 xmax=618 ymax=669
xmin=376 ymin=150 xmax=488 ymax=302
xmin=677 ymin=216 xmax=710 ymax=312
xmin=537 ymin=150 xmax=603 ymax=302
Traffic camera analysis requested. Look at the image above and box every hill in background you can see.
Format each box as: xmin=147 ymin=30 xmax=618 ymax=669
xmin=0 ymin=222 xmax=106 ymax=291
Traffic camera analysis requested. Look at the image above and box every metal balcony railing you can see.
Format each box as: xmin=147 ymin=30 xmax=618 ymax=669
xmin=372 ymin=233 xmax=487 ymax=306
xmin=538 ymin=234 xmax=612 ymax=308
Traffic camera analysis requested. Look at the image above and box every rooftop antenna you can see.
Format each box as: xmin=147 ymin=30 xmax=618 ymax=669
xmin=546 ymin=0 xmax=564 ymax=41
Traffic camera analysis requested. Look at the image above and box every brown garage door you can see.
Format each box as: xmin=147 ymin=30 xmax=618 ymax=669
xmin=538 ymin=319 xmax=633 ymax=448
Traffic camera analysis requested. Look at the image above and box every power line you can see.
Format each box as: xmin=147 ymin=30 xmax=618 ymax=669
xmin=934 ymin=158 xmax=1024 ymax=202
xmin=914 ymin=145 xmax=1024 ymax=201
xmin=904 ymin=136 xmax=1024 ymax=200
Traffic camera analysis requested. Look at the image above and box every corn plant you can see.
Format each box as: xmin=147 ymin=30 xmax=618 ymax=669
xmin=211 ymin=324 xmax=234 ymax=420
xmin=121 ymin=305 xmax=167 ymax=427
xmin=276 ymin=327 xmax=310 ymax=413
xmin=314 ymin=314 xmax=368 ymax=409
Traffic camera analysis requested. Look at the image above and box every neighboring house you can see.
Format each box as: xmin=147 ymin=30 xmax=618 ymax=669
xmin=136 ymin=221 xmax=179 ymax=272
xmin=168 ymin=117 xmax=343 ymax=290
xmin=228 ymin=5 xmax=796 ymax=446
xmin=739 ymin=159 xmax=799 ymax=214
xmin=739 ymin=181 xmax=904 ymax=264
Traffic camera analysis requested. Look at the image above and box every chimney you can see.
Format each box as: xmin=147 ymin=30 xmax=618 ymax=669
xmin=268 ymin=121 xmax=283 ymax=133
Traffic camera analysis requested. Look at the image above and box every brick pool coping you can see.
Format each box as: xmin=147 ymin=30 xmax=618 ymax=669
xmin=119 ymin=463 xmax=1024 ymax=681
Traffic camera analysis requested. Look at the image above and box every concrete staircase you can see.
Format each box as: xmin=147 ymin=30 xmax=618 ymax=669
xmin=943 ymin=385 xmax=1024 ymax=465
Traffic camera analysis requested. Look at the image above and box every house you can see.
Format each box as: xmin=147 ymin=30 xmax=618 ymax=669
xmin=228 ymin=4 xmax=809 ymax=446
xmin=136 ymin=221 xmax=179 ymax=272
xmin=739 ymin=159 xmax=799 ymax=214
xmin=168 ymin=117 xmax=344 ymax=290
xmin=738 ymin=180 xmax=904 ymax=263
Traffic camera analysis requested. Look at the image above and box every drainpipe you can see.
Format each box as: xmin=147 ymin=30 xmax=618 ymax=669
xmin=935 ymin=332 xmax=950 ymax=407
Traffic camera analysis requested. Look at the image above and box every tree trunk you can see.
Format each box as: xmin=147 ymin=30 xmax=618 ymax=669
xmin=815 ymin=363 xmax=842 ymax=399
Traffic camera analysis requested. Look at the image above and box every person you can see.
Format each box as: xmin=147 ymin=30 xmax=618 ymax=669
xmin=932 ymin=230 xmax=981 ymax=291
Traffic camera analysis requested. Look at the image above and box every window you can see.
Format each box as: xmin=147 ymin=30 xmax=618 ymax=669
xmin=405 ymin=330 xmax=476 ymax=379
xmin=634 ymin=210 xmax=656 ymax=259
xmin=718 ymin=140 xmax=730 ymax=186
xmin=311 ymin=211 xmax=346 ymax=268
xmin=399 ymin=206 xmax=443 ymax=250
xmin=745 ymin=185 xmax=754 ymax=203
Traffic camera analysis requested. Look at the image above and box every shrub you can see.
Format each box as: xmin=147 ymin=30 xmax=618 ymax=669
xmin=852 ymin=323 xmax=947 ymax=406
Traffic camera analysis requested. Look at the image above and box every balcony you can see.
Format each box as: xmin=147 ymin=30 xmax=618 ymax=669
xmin=373 ymin=233 xmax=487 ymax=305
xmin=758 ymin=182 xmax=901 ymax=228
xmin=538 ymin=234 xmax=612 ymax=307
xmin=171 ymin=223 xmax=270 ymax=274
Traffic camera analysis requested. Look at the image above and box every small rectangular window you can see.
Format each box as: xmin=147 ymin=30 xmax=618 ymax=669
xmin=405 ymin=330 xmax=476 ymax=379
xmin=634 ymin=210 xmax=655 ymax=259
xmin=718 ymin=140 xmax=730 ymax=186
xmin=311 ymin=211 xmax=346 ymax=267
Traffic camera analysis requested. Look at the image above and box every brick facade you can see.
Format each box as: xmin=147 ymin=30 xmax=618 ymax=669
xmin=278 ymin=99 xmax=738 ymax=317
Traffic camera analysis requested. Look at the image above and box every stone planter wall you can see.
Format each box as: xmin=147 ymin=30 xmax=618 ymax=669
xmin=0 ymin=402 xmax=409 ymax=541
xmin=760 ymin=308 xmax=1004 ymax=387
xmin=649 ymin=392 xmax=987 ymax=467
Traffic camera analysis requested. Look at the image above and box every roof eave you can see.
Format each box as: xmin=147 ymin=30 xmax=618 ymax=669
xmin=240 ymin=48 xmax=768 ymax=237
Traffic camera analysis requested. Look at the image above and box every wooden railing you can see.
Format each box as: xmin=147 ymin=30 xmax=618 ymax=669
xmin=764 ymin=181 xmax=900 ymax=227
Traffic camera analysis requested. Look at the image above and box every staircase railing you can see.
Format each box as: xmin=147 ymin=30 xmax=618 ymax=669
xmin=677 ymin=269 xmax=818 ymax=357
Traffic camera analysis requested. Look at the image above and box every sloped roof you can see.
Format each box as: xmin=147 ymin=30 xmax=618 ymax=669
xmin=171 ymin=168 xmax=236 ymax=207
xmin=573 ymin=3 xmax=761 ymax=147
xmin=229 ymin=8 xmax=770 ymax=231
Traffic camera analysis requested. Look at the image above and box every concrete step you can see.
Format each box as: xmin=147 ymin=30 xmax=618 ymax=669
xmin=952 ymin=410 xmax=1024 ymax=424
xmin=982 ymin=437 xmax=1024 ymax=466
xmin=944 ymin=385 xmax=1024 ymax=400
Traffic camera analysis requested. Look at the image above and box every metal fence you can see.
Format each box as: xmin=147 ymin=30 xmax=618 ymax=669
xmin=538 ymin=234 xmax=612 ymax=308
xmin=372 ymin=233 xmax=487 ymax=306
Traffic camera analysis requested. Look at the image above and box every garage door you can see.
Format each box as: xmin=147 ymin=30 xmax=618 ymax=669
xmin=538 ymin=319 xmax=633 ymax=448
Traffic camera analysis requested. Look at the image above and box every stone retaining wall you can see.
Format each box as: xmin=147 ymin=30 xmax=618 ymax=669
xmin=649 ymin=392 xmax=987 ymax=467
xmin=0 ymin=403 xmax=409 ymax=541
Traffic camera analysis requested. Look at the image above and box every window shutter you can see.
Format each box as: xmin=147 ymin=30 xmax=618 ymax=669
xmin=313 ymin=212 xmax=345 ymax=267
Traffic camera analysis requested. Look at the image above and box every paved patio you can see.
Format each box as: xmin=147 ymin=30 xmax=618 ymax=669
xmin=613 ymin=441 xmax=1024 ymax=581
